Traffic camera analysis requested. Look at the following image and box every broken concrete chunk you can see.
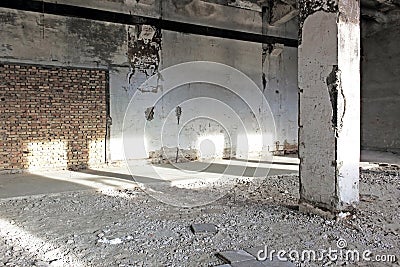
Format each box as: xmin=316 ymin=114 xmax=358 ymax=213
xmin=217 ymin=250 xmax=255 ymax=264
xmin=244 ymin=246 xmax=266 ymax=259
xmin=97 ymin=237 xmax=123 ymax=245
xmin=190 ymin=223 xmax=218 ymax=234
xmin=360 ymin=194 xmax=379 ymax=202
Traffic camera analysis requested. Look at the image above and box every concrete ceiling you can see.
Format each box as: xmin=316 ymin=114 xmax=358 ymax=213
xmin=175 ymin=0 xmax=400 ymax=34
xmin=360 ymin=0 xmax=400 ymax=36
xmin=200 ymin=0 xmax=400 ymax=16
xmin=361 ymin=0 xmax=400 ymax=10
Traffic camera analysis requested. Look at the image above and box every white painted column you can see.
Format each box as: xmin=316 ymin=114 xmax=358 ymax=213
xmin=298 ymin=0 xmax=360 ymax=213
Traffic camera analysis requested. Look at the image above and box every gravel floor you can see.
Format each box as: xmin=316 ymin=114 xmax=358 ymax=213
xmin=0 ymin=167 xmax=398 ymax=267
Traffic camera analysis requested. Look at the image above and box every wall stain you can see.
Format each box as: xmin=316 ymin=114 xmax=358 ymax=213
xmin=145 ymin=106 xmax=155 ymax=121
xmin=0 ymin=11 xmax=18 ymax=26
xmin=262 ymin=72 xmax=267 ymax=92
xmin=175 ymin=106 xmax=182 ymax=125
xmin=66 ymin=18 xmax=126 ymax=65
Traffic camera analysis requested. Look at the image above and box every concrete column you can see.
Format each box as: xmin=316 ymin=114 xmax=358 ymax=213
xmin=298 ymin=0 xmax=360 ymax=213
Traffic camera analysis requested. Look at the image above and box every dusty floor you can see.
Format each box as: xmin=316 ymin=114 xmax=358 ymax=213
xmin=0 ymin=162 xmax=398 ymax=267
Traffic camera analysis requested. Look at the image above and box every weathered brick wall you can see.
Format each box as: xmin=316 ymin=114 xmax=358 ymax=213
xmin=0 ymin=63 xmax=108 ymax=171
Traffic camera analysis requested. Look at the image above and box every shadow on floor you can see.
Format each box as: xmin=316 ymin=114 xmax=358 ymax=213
xmin=155 ymin=161 xmax=298 ymax=177
xmin=77 ymin=169 xmax=167 ymax=184
xmin=0 ymin=173 xmax=92 ymax=199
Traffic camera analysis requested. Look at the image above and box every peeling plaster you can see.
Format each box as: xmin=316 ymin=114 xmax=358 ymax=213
xmin=327 ymin=65 xmax=339 ymax=129
xmin=145 ymin=106 xmax=155 ymax=121
xmin=326 ymin=65 xmax=346 ymax=135
xmin=175 ymin=106 xmax=182 ymax=125
xmin=127 ymin=24 xmax=162 ymax=76
xmin=262 ymin=72 xmax=267 ymax=91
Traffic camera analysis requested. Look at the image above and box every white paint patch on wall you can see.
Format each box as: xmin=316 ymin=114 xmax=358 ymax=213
xmin=88 ymin=139 xmax=106 ymax=167
xmin=27 ymin=141 xmax=68 ymax=171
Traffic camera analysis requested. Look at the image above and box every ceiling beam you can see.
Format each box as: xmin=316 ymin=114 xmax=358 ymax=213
xmin=0 ymin=0 xmax=298 ymax=47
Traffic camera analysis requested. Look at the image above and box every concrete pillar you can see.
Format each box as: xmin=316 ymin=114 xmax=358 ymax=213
xmin=298 ymin=0 xmax=360 ymax=213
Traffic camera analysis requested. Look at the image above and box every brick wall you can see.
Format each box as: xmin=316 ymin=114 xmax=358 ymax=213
xmin=0 ymin=63 xmax=108 ymax=171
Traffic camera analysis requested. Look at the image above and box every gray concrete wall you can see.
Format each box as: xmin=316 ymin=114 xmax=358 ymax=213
xmin=361 ymin=23 xmax=400 ymax=153
xmin=0 ymin=1 xmax=299 ymax=163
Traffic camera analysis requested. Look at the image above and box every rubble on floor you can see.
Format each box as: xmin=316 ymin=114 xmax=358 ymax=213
xmin=0 ymin=166 xmax=398 ymax=266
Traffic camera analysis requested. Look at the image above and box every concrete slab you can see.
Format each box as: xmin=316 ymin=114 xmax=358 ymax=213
xmin=190 ymin=223 xmax=218 ymax=234
xmin=244 ymin=246 xmax=266 ymax=259
xmin=217 ymin=250 xmax=255 ymax=264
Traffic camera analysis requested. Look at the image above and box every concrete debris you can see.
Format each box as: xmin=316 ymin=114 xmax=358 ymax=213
xmin=0 ymin=170 xmax=398 ymax=266
xmin=149 ymin=146 xmax=198 ymax=164
xmin=360 ymin=194 xmax=379 ymax=202
xmin=97 ymin=237 xmax=123 ymax=245
xmin=337 ymin=212 xmax=351 ymax=219
xmin=217 ymin=250 xmax=255 ymax=263
xmin=190 ymin=223 xmax=218 ymax=234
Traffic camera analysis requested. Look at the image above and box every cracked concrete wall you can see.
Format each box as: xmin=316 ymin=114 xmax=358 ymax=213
xmin=361 ymin=22 xmax=400 ymax=153
xmin=0 ymin=0 xmax=299 ymax=162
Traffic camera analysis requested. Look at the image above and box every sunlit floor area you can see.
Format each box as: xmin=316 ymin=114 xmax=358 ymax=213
xmin=0 ymin=157 xmax=299 ymax=200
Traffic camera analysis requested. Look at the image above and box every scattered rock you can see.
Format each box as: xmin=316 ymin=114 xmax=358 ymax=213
xmin=190 ymin=223 xmax=218 ymax=234
xmin=98 ymin=237 xmax=123 ymax=245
